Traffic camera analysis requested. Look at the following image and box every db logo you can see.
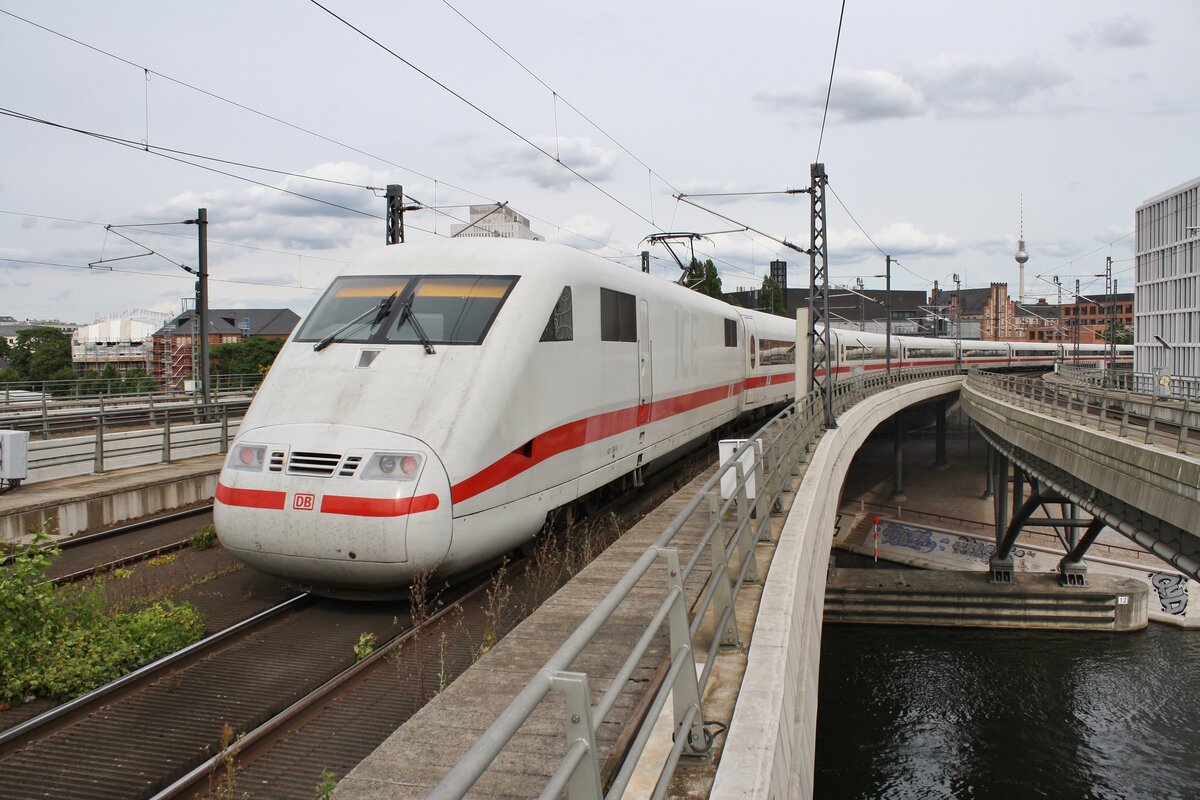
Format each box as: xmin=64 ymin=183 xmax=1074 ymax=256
xmin=293 ymin=493 xmax=316 ymax=511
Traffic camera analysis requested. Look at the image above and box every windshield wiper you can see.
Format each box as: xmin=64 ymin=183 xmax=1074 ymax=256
xmin=313 ymin=292 xmax=397 ymax=352
xmin=397 ymin=299 xmax=436 ymax=354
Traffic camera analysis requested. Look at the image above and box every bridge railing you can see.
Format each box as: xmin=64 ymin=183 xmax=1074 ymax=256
xmin=967 ymin=370 xmax=1197 ymax=455
xmin=429 ymin=365 xmax=961 ymax=800
xmin=5 ymin=403 xmax=240 ymax=489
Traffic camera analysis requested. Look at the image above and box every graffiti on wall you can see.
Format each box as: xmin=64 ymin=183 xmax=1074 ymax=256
xmin=878 ymin=522 xmax=1035 ymax=566
xmin=1149 ymin=572 xmax=1189 ymax=616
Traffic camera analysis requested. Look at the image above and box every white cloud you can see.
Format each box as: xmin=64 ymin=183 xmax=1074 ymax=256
xmin=829 ymin=222 xmax=958 ymax=260
xmin=1071 ymin=16 xmax=1151 ymax=50
xmin=491 ymin=136 xmax=619 ymax=191
xmin=756 ymin=56 xmax=1069 ymax=123
xmin=549 ymin=213 xmax=617 ymax=251
xmin=754 ymin=69 xmax=925 ymax=123
xmin=910 ymin=55 xmax=1070 ymax=116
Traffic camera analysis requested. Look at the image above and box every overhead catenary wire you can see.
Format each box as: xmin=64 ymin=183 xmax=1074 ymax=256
xmin=437 ymin=0 xmax=686 ymax=198
xmin=0 ymin=210 xmax=351 ymax=264
xmin=0 ymin=257 xmax=323 ymax=292
xmin=815 ymin=0 xmax=847 ymax=163
xmin=307 ymin=0 xmax=656 ymax=230
xmin=0 ymin=8 xmax=632 ymax=258
xmin=0 ymin=107 xmax=390 ymax=224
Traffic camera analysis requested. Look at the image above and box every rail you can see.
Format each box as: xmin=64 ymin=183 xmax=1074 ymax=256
xmin=430 ymin=365 xmax=962 ymax=799
xmin=967 ymin=370 xmax=1197 ymax=455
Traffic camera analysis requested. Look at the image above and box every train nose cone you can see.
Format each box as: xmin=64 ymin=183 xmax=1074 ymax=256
xmin=214 ymin=424 xmax=452 ymax=591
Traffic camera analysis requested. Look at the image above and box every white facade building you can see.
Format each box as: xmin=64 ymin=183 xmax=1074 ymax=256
xmin=1134 ymin=177 xmax=1200 ymax=381
xmin=71 ymin=310 xmax=169 ymax=375
xmin=450 ymin=205 xmax=543 ymax=240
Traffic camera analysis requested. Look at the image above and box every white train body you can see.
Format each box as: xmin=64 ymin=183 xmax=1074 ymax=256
xmin=214 ymin=239 xmax=794 ymax=593
xmin=215 ymin=238 xmax=1131 ymax=594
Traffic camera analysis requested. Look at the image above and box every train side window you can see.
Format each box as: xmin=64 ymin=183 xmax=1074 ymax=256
xmin=724 ymin=318 xmax=738 ymax=347
xmin=540 ymin=286 xmax=573 ymax=342
xmin=600 ymin=288 xmax=636 ymax=342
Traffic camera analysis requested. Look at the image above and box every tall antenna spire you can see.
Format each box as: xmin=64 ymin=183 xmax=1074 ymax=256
xmin=1014 ymin=194 xmax=1029 ymax=304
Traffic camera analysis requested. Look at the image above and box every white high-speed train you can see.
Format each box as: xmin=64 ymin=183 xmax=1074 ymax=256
xmin=214 ymin=238 xmax=1130 ymax=595
xmin=214 ymin=239 xmax=794 ymax=595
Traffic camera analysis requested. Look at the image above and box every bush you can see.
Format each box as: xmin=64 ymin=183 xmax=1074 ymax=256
xmin=0 ymin=535 xmax=205 ymax=704
xmin=190 ymin=524 xmax=218 ymax=551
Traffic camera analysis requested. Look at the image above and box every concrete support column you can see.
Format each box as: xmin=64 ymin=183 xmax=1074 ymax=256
xmin=990 ymin=450 xmax=1015 ymax=582
xmin=983 ymin=445 xmax=995 ymax=498
xmin=891 ymin=413 xmax=906 ymax=501
xmin=934 ymin=398 xmax=948 ymax=469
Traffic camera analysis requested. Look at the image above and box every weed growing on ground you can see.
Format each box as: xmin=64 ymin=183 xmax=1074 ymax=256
xmin=0 ymin=531 xmax=205 ymax=704
xmin=190 ymin=524 xmax=218 ymax=551
xmin=478 ymin=558 xmax=514 ymax=659
xmin=353 ymin=632 xmax=377 ymax=662
xmin=213 ymin=723 xmax=245 ymax=800
xmin=313 ymin=769 xmax=338 ymax=799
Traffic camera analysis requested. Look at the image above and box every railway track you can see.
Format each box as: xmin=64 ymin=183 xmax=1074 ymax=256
xmin=30 ymin=505 xmax=217 ymax=585
xmin=0 ymin=425 xmax=731 ymax=799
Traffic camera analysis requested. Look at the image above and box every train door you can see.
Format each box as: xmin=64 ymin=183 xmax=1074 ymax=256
xmin=742 ymin=315 xmax=766 ymax=406
xmin=637 ymin=299 xmax=652 ymax=426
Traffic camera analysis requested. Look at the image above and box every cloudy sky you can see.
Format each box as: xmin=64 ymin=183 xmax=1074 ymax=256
xmin=1 ymin=0 xmax=1196 ymax=324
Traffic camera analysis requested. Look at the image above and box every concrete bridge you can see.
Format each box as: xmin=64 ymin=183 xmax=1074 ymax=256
xmin=713 ymin=370 xmax=1199 ymax=798
xmin=335 ymin=368 xmax=1198 ymax=799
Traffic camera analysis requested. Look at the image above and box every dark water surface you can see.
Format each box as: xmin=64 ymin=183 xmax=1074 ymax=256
xmin=814 ymin=622 xmax=1200 ymax=799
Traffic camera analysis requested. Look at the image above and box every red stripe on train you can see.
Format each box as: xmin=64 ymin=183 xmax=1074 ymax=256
xmin=451 ymin=375 xmax=794 ymax=504
xmin=215 ymin=482 xmax=287 ymax=510
xmin=320 ymin=493 xmax=440 ymax=517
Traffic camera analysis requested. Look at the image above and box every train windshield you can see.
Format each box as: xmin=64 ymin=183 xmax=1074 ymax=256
xmin=296 ymin=277 xmax=410 ymax=343
xmin=295 ymin=274 xmax=518 ymax=346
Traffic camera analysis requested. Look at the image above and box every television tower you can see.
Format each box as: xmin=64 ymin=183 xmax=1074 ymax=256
xmin=1014 ymin=196 xmax=1029 ymax=304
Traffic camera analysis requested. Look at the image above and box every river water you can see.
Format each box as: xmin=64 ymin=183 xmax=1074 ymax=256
xmin=814 ymin=621 xmax=1200 ymax=799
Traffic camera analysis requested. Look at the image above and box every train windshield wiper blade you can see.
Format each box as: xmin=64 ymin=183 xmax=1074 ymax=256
xmin=313 ymin=292 xmax=397 ymax=352
xmin=397 ymin=299 xmax=436 ymax=355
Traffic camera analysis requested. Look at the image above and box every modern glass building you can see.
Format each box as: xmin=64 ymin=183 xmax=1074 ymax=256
xmin=1134 ymin=176 xmax=1199 ymax=384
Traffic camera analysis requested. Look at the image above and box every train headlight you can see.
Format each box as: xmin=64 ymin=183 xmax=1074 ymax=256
xmin=362 ymin=452 xmax=423 ymax=481
xmin=227 ymin=444 xmax=266 ymax=472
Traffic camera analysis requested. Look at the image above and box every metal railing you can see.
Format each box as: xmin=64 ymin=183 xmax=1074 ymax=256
xmin=967 ymin=370 xmax=1197 ymax=455
xmin=0 ymin=391 xmax=254 ymax=439
xmin=0 ymin=372 xmax=266 ymax=406
xmin=429 ymin=366 xmax=962 ymax=799
xmin=12 ymin=403 xmax=239 ymax=487
xmin=1054 ymin=365 xmax=1200 ymax=402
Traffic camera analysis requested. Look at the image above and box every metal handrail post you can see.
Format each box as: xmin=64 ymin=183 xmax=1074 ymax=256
xmin=220 ymin=405 xmax=230 ymax=454
xmin=545 ymin=672 xmax=602 ymax=800
xmin=707 ymin=491 xmax=740 ymax=649
xmin=94 ymin=420 xmax=104 ymax=474
xmin=732 ymin=461 xmax=758 ymax=583
xmin=1177 ymin=399 xmax=1190 ymax=454
xmin=751 ymin=440 xmax=770 ymax=538
xmin=1120 ymin=391 xmax=1131 ymax=436
xmin=1145 ymin=395 xmax=1158 ymax=444
xmin=657 ymin=547 xmax=706 ymax=760
xmin=162 ymin=415 xmax=172 ymax=464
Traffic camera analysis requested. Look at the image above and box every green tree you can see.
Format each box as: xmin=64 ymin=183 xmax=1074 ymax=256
xmin=1103 ymin=321 xmax=1133 ymax=345
xmin=210 ymin=337 xmax=285 ymax=376
xmin=6 ymin=328 xmax=72 ymax=383
xmin=684 ymin=258 xmax=724 ymax=300
xmin=0 ymin=337 xmax=9 ymax=358
xmin=123 ymin=368 xmax=159 ymax=394
xmin=759 ymin=276 xmax=787 ymax=316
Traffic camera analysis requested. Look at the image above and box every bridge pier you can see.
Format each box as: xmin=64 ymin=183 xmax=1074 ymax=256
xmin=934 ymin=397 xmax=949 ymax=469
xmin=890 ymin=412 xmax=906 ymax=501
